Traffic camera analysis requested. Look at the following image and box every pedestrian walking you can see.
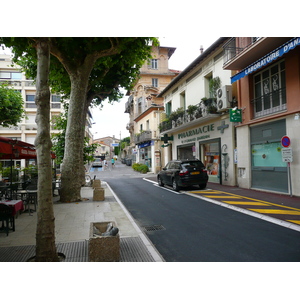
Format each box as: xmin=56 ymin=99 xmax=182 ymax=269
xmin=111 ymin=158 xmax=115 ymax=168
xmin=103 ymin=159 xmax=108 ymax=170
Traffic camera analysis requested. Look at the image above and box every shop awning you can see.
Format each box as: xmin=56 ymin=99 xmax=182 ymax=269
xmin=0 ymin=136 xmax=55 ymax=159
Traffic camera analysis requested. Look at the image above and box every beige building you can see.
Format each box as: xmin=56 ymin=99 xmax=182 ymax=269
xmin=124 ymin=44 xmax=180 ymax=173
xmin=93 ymin=136 xmax=120 ymax=159
xmin=0 ymin=53 xmax=93 ymax=169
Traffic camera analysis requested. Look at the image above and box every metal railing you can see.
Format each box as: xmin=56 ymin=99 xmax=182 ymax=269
xmin=251 ymin=88 xmax=286 ymax=118
xmin=158 ymin=100 xmax=219 ymax=133
xmin=134 ymin=130 xmax=152 ymax=143
xmin=223 ymin=37 xmax=261 ymax=66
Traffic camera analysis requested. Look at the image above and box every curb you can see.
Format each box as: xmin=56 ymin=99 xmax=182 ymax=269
xmin=104 ymin=181 xmax=165 ymax=262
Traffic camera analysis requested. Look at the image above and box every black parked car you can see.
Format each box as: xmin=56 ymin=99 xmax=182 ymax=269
xmin=157 ymin=159 xmax=208 ymax=191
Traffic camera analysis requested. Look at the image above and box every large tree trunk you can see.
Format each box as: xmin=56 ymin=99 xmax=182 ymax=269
xmin=34 ymin=38 xmax=59 ymax=261
xmin=60 ymin=70 xmax=91 ymax=202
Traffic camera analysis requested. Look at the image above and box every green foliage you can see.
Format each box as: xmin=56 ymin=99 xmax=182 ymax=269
xmin=51 ymin=103 xmax=97 ymax=164
xmin=187 ymin=105 xmax=198 ymax=115
xmin=209 ymin=76 xmax=221 ymax=98
xmin=132 ymin=163 xmax=149 ymax=174
xmin=0 ymin=83 xmax=25 ymax=127
xmin=169 ymin=107 xmax=185 ymax=121
xmin=21 ymin=164 xmax=38 ymax=179
xmin=2 ymin=37 xmax=158 ymax=107
xmin=1 ymin=166 xmax=19 ymax=181
xmin=120 ymin=137 xmax=130 ymax=150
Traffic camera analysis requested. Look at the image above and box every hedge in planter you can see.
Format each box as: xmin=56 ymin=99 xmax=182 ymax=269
xmin=132 ymin=163 xmax=149 ymax=174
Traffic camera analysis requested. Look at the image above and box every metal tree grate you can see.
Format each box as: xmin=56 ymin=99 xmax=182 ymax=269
xmin=143 ymin=224 xmax=166 ymax=232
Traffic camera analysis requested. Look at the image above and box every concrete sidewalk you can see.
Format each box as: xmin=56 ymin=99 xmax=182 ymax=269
xmin=0 ymin=181 xmax=164 ymax=262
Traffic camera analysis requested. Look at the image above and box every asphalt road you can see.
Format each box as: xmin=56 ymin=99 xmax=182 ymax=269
xmin=90 ymin=162 xmax=300 ymax=262
xmin=109 ymin=178 xmax=300 ymax=262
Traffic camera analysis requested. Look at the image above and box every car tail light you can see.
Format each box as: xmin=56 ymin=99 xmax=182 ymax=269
xmin=179 ymin=170 xmax=189 ymax=176
xmin=202 ymin=169 xmax=208 ymax=174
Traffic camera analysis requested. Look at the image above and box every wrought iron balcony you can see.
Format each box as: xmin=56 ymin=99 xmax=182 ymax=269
xmin=251 ymin=88 xmax=286 ymax=118
xmin=158 ymin=100 xmax=219 ymax=134
xmin=134 ymin=130 xmax=152 ymax=144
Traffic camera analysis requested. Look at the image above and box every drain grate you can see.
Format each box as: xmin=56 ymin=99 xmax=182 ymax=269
xmin=143 ymin=224 xmax=166 ymax=232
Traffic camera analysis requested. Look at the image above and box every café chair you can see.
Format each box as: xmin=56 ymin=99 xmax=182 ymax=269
xmin=24 ymin=192 xmax=37 ymax=215
xmin=0 ymin=203 xmax=15 ymax=236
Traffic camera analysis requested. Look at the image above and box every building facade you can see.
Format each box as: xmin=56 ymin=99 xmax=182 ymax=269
xmin=158 ymin=38 xmax=237 ymax=186
xmin=223 ymin=37 xmax=300 ymax=196
xmin=125 ymin=44 xmax=180 ymax=173
xmin=93 ymin=136 xmax=120 ymax=159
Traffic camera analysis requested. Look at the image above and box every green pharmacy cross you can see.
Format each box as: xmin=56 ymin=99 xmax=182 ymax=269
xmin=217 ymin=120 xmax=229 ymax=134
xmin=161 ymin=134 xmax=173 ymax=147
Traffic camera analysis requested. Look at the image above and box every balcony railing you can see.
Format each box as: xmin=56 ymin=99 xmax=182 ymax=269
xmin=251 ymin=88 xmax=286 ymax=118
xmin=223 ymin=37 xmax=261 ymax=66
xmin=134 ymin=130 xmax=152 ymax=144
xmin=159 ymin=100 xmax=219 ymax=133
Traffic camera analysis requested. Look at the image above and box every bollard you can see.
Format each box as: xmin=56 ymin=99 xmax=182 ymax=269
xmin=92 ymin=179 xmax=101 ymax=188
xmin=93 ymin=187 xmax=105 ymax=201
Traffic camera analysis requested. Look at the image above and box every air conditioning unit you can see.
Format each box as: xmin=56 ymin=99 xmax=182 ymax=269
xmin=217 ymin=85 xmax=232 ymax=112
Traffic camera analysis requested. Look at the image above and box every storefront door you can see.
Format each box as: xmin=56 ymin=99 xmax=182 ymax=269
xmin=199 ymin=139 xmax=221 ymax=184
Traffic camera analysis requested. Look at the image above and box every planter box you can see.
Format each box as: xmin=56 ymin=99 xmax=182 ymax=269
xmin=88 ymin=222 xmax=120 ymax=262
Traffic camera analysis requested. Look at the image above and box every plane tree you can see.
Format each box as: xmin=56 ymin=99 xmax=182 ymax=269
xmin=1 ymin=37 xmax=156 ymax=261
xmin=2 ymin=37 xmax=157 ymax=203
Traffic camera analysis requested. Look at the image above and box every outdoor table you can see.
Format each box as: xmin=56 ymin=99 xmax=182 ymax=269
xmin=0 ymin=200 xmax=24 ymax=217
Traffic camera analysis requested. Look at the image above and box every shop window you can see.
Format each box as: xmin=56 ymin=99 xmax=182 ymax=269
xmin=251 ymin=142 xmax=285 ymax=168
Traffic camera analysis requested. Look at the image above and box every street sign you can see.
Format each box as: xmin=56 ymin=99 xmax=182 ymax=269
xmin=281 ymin=147 xmax=293 ymax=162
xmin=281 ymin=135 xmax=290 ymax=148
xmin=111 ymin=143 xmax=119 ymax=147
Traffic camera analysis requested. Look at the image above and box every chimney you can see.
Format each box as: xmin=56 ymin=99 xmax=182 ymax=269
xmin=200 ymin=45 xmax=204 ymax=54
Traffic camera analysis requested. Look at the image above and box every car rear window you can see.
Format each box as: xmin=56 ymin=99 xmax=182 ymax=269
xmin=181 ymin=161 xmax=204 ymax=169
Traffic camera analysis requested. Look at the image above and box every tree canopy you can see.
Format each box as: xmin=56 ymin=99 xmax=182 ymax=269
xmin=0 ymin=83 xmax=25 ymax=127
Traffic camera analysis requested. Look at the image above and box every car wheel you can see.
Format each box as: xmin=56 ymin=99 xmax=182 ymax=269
xmin=158 ymin=176 xmax=164 ymax=187
xmin=199 ymin=183 xmax=207 ymax=189
xmin=172 ymin=178 xmax=180 ymax=192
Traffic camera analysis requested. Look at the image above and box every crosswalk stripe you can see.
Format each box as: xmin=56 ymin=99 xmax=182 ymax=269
xmin=223 ymin=201 xmax=270 ymax=206
xmin=249 ymin=209 xmax=300 ymax=215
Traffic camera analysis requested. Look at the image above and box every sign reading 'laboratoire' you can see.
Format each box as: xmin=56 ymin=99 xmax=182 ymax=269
xmin=231 ymin=37 xmax=300 ymax=83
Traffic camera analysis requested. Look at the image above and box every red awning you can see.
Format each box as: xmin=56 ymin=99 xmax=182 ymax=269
xmin=0 ymin=136 xmax=55 ymax=159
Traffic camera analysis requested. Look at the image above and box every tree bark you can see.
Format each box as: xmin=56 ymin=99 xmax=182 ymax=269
xmin=34 ymin=38 xmax=59 ymax=261
xmin=59 ymin=67 xmax=93 ymax=202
